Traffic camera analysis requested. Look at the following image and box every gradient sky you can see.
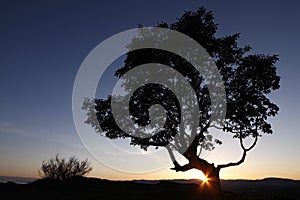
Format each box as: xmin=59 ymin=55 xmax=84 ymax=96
xmin=1 ymin=0 xmax=300 ymax=180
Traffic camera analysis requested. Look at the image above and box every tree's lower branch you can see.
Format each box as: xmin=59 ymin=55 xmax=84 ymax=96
xmin=218 ymin=136 xmax=258 ymax=169
xmin=186 ymin=121 xmax=211 ymax=157
xmin=166 ymin=146 xmax=194 ymax=172
xmin=217 ymin=150 xmax=246 ymax=169
xmin=166 ymin=146 xmax=214 ymax=173
xmin=171 ymin=163 xmax=194 ymax=172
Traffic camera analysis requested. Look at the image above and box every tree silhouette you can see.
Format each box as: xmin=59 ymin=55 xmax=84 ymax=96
xmin=82 ymin=7 xmax=280 ymax=197
xmin=38 ymin=154 xmax=92 ymax=181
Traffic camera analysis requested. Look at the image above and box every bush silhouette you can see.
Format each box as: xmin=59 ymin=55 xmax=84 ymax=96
xmin=38 ymin=154 xmax=92 ymax=180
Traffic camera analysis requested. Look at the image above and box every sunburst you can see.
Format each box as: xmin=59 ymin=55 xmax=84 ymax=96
xmin=194 ymin=171 xmax=209 ymax=183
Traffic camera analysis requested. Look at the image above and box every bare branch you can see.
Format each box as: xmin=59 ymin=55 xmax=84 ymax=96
xmin=166 ymin=146 xmax=177 ymax=164
xmin=166 ymin=146 xmax=193 ymax=172
xmin=171 ymin=163 xmax=194 ymax=172
xmin=217 ymin=150 xmax=247 ymax=169
xmin=217 ymin=136 xmax=258 ymax=169
xmin=197 ymin=145 xmax=203 ymax=157
xmin=187 ymin=120 xmax=211 ymax=157
xmin=240 ymin=135 xmax=258 ymax=151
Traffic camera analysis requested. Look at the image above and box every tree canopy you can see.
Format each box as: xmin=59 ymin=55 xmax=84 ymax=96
xmin=82 ymin=7 xmax=280 ymax=192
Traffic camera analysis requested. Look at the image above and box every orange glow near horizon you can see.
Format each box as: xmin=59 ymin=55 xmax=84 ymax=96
xmin=201 ymin=174 xmax=209 ymax=183
xmin=194 ymin=170 xmax=209 ymax=183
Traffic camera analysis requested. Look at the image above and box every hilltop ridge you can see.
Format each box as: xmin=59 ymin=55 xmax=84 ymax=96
xmin=0 ymin=176 xmax=299 ymax=199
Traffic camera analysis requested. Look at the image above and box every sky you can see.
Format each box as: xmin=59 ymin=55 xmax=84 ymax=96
xmin=0 ymin=0 xmax=300 ymax=180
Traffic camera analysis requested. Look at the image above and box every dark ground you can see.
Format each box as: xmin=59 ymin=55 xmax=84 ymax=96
xmin=0 ymin=176 xmax=299 ymax=200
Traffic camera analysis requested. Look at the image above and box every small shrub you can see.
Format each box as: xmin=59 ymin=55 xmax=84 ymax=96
xmin=38 ymin=154 xmax=92 ymax=180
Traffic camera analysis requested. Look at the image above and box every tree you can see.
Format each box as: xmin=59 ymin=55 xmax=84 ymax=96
xmin=82 ymin=7 xmax=280 ymax=197
xmin=38 ymin=154 xmax=92 ymax=181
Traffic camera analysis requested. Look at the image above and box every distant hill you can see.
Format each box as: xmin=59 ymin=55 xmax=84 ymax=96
xmin=0 ymin=176 xmax=37 ymax=184
xmin=0 ymin=176 xmax=299 ymax=199
xmin=221 ymin=178 xmax=300 ymax=199
xmin=1 ymin=176 xmax=200 ymax=200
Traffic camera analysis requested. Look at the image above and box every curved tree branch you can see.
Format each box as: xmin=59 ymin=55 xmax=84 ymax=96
xmin=217 ymin=136 xmax=258 ymax=169
xmin=166 ymin=145 xmax=214 ymax=173
xmin=241 ymin=135 xmax=258 ymax=151
xmin=217 ymin=150 xmax=247 ymax=169
xmin=187 ymin=120 xmax=211 ymax=157
xmin=166 ymin=146 xmax=193 ymax=172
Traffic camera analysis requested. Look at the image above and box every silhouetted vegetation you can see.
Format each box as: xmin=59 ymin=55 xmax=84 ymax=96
xmin=83 ymin=7 xmax=280 ymax=197
xmin=38 ymin=154 xmax=92 ymax=181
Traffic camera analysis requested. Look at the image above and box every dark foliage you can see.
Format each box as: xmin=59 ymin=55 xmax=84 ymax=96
xmin=83 ymin=7 xmax=279 ymax=150
xmin=82 ymin=7 xmax=280 ymax=193
xmin=38 ymin=154 xmax=92 ymax=181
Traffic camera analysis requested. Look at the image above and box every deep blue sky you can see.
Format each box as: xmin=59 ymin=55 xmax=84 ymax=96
xmin=0 ymin=0 xmax=299 ymax=180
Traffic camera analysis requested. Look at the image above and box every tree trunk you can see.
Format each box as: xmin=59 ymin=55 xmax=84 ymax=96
xmin=192 ymin=159 xmax=222 ymax=200
xmin=206 ymin=166 xmax=221 ymax=192
xmin=168 ymin=147 xmax=224 ymax=199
